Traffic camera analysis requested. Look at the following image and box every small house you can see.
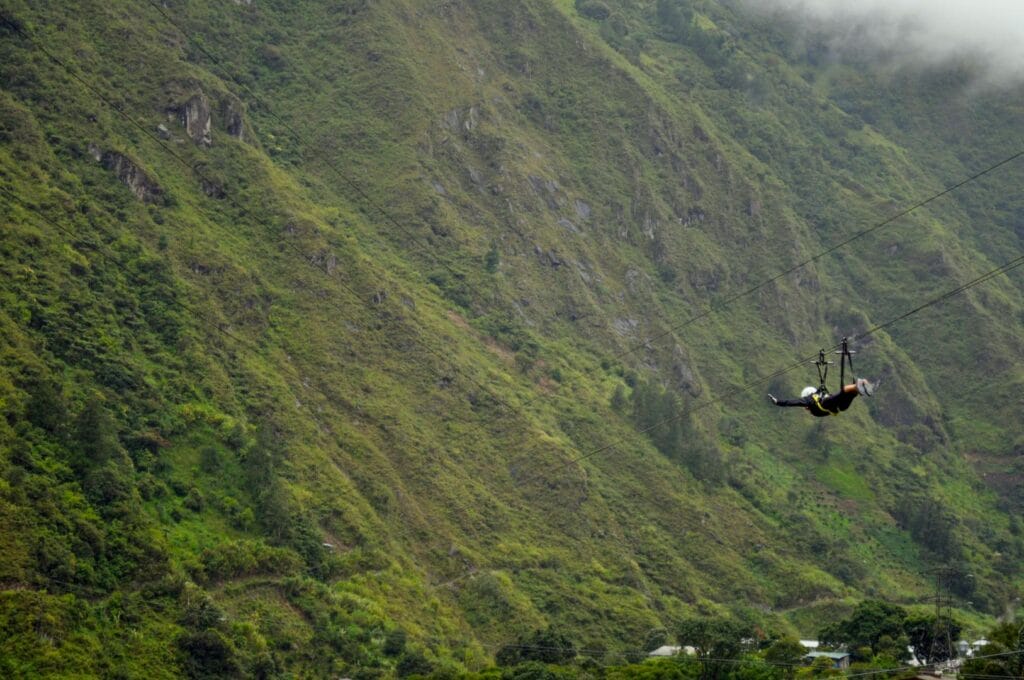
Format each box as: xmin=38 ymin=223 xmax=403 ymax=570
xmin=804 ymin=651 xmax=852 ymax=670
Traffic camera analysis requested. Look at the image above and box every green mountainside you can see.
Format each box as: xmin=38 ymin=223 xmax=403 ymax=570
xmin=1 ymin=0 xmax=1022 ymax=676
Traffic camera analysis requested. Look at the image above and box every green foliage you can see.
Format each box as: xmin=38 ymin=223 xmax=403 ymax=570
xmin=485 ymin=244 xmax=501 ymax=273
xmin=177 ymin=629 xmax=241 ymax=679
xmin=629 ymin=379 xmax=723 ymax=482
xmin=575 ymin=1 xmax=611 ymax=22
xmin=676 ymin=616 xmax=752 ymax=680
xmin=71 ymin=397 xmax=122 ymax=473
xmin=903 ymin=612 xmax=961 ymax=665
xmin=763 ymin=637 xmax=806 ymax=680
xmin=397 ymin=650 xmax=434 ymax=677
xmin=0 ymin=0 xmax=1022 ymax=674
xmin=961 ymin=619 xmax=1024 ymax=679
xmin=497 ymin=628 xmax=577 ymax=666
xmin=818 ymin=601 xmax=909 ymax=662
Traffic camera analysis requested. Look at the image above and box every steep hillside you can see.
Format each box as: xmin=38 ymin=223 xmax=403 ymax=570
xmin=1 ymin=0 xmax=1022 ymax=676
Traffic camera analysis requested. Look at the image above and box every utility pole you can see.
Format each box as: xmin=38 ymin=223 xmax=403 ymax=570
xmin=926 ymin=566 xmax=957 ymax=673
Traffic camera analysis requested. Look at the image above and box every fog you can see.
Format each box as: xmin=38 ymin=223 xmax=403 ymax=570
xmin=738 ymin=0 xmax=1024 ymax=85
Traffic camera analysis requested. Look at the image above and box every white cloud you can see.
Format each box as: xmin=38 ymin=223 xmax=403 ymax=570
xmin=739 ymin=0 xmax=1024 ymax=84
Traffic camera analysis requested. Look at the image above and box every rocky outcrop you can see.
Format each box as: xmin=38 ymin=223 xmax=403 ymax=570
xmin=220 ymin=97 xmax=245 ymax=140
xmin=200 ymin=177 xmax=226 ymax=199
xmin=98 ymin=150 xmax=163 ymax=203
xmin=165 ymin=87 xmax=248 ymax=146
xmin=442 ymin=105 xmax=481 ymax=134
xmin=176 ymin=94 xmax=212 ymax=147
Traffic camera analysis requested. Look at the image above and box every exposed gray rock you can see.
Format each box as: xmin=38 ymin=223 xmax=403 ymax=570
xmin=528 ymin=175 xmax=561 ymax=210
xmin=534 ymin=245 xmax=563 ymax=268
xmin=464 ymin=105 xmax=479 ymax=132
xmin=558 ymin=218 xmax=579 ymax=233
xmin=573 ymin=259 xmax=593 ymax=283
xmin=683 ymin=206 xmax=706 ymax=226
xmin=200 ymin=177 xmax=226 ymax=199
xmin=431 ymin=180 xmax=447 ymax=196
xmin=443 ymin=105 xmax=481 ymax=134
xmin=87 ymin=143 xmax=102 ymax=162
xmin=574 ymin=199 xmax=591 ymax=219
xmin=156 ymin=123 xmax=171 ymax=139
xmin=309 ymin=250 xmax=338 ymax=274
xmin=99 ymin=151 xmax=163 ymax=203
xmin=443 ymin=108 xmax=460 ymax=132
xmin=220 ymin=98 xmax=244 ymax=140
xmin=168 ymin=94 xmax=212 ymax=147
xmin=641 ymin=213 xmax=657 ymax=240
xmin=625 ymin=267 xmax=653 ymax=294
xmin=613 ymin=318 xmax=639 ymax=335
xmin=672 ymin=345 xmax=702 ymax=397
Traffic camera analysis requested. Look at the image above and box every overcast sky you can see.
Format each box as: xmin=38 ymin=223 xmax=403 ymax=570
xmin=738 ymin=0 xmax=1024 ymax=85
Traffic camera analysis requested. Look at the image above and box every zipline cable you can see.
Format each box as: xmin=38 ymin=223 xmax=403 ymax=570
xmin=605 ymin=152 xmax=1024 ymax=365
xmin=43 ymin=7 xmax=1024 ymax=457
xmin=520 ymin=252 xmax=1024 ymax=485
xmin=5 ymin=13 xmax=1022 ymax=656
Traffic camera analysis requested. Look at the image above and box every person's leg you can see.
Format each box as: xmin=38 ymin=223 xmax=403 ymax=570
xmin=821 ymin=384 xmax=858 ymax=412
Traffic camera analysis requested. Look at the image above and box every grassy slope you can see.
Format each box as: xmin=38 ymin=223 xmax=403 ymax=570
xmin=0 ymin=0 xmax=1022 ymax=676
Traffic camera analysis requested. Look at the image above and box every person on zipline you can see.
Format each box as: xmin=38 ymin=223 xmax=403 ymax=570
xmin=769 ymin=378 xmax=874 ymax=416
xmin=768 ymin=338 xmax=876 ymax=417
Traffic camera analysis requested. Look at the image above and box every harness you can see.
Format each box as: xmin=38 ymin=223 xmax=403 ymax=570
xmin=809 ymin=393 xmax=838 ymax=416
xmin=808 ymin=337 xmax=856 ymax=416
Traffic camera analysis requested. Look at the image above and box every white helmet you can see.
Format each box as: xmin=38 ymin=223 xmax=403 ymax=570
xmin=801 ymin=386 xmax=818 ymax=398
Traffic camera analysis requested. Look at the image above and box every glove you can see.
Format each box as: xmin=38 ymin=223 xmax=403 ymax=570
xmin=768 ymin=394 xmax=778 ymax=405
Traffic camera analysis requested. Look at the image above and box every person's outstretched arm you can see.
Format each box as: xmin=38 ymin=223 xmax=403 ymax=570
xmin=769 ymin=394 xmax=809 ymax=407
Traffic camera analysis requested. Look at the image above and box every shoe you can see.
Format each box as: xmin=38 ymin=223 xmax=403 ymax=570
xmin=856 ymin=378 xmax=875 ymax=397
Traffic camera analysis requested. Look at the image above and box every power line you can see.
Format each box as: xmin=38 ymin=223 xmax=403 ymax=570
xmin=606 ymin=149 xmax=1024 ymax=365
xmin=101 ymin=6 xmax=1024 ymax=461
xmin=520 ymin=252 xmax=1024 ymax=485
xmin=844 ymin=648 xmax=1024 ymax=679
xmin=5 ymin=11 xmax=1022 ymax=655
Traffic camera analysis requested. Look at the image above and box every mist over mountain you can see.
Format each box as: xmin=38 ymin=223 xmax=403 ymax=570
xmin=738 ymin=0 xmax=1024 ymax=85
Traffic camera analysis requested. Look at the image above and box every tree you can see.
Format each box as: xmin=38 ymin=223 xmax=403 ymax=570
xmin=496 ymin=627 xmax=576 ymax=666
xmin=818 ymin=601 xmax=908 ymax=662
xmin=575 ymin=1 xmax=611 ymax=22
xmin=71 ymin=396 xmax=121 ymax=472
xmin=610 ymin=384 xmax=628 ymax=412
xmin=904 ymin=613 xmax=961 ymax=664
xmin=484 ymin=243 xmax=500 ymax=273
xmin=656 ymin=0 xmax=693 ymax=41
xmin=961 ymin=620 xmax=1024 ymax=679
xmin=763 ymin=637 xmax=807 ymax=680
xmin=383 ymin=629 xmax=407 ymax=657
xmin=801 ymin=656 xmax=839 ymax=679
xmin=676 ymin=616 xmax=752 ymax=680
xmin=177 ymin=630 xmax=241 ymax=679
xmin=396 ymin=650 xmax=433 ymax=677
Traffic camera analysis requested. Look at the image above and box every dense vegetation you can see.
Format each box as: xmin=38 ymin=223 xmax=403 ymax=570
xmin=1 ymin=0 xmax=1022 ymax=676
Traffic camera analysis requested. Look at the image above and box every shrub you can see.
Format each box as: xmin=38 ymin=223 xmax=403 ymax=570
xmin=575 ymin=1 xmax=611 ymax=21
